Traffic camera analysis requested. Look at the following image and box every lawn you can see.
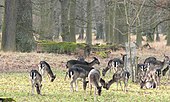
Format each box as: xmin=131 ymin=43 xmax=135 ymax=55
xmin=0 ymin=69 xmax=170 ymax=102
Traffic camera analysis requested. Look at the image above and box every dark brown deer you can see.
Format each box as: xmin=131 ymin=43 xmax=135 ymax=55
xmin=65 ymin=57 xmax=100 ymax=80
xmin=68 ymin=65 xmax=95 ymax=92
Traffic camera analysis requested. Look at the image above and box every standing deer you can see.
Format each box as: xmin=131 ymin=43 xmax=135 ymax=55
xmin=30 ymin=70 xmax=42 ymax=95
xmin=65 ymin=57 xmax=100 ymax=80
xmin=88 ymin=69 xmax=103 ymax=102
xmin=68 ymin=65 xmax=94 ymax=92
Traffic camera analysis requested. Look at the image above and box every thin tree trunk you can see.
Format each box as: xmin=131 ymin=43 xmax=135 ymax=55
xmin=105 ymin=2 xmax=109 ymax=42
xmin=136 ymin=18 xmax=142 ymax=47
xmin=1 ymin=0 xmax=17 ymax=51
xmin=86 ymin=0 xmax=92 ymax=45
xmin=167 ymin=21 xmax=170 ymax=46
xmin=69 ymin=0 xmax=76 ymax=42
xmin=109 ymin=4 xmax=114 ymax=43
xmin=78 ymin=0 xmax=85 ymax=40
xmin=60 ymin=0 xmax=70 ymax=42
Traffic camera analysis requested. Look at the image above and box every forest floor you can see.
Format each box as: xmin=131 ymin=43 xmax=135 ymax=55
xmin=0 ymin=34 xmax=169 ymax=72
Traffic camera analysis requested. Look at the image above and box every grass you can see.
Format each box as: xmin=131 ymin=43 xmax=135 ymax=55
xmin=0 ymin=69 xmax=170 ymax=102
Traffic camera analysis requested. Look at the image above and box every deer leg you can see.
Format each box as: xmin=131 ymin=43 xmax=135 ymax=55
xmin=168 ymin=69 xmax=170 ymax=80
xmin=94 ymin=87 xmax=97 ymax=102
xmin=117 ymin=81 xmax=119 ymax=91
xmin=75 ymin=80 xmax=78 ymax=91
xmin=124 ymin=80 xmax=127 ymax=92
xmin=90 ymin=84 xmax=92 ymax=95
xmin=70 ymin=77 xmax=76 ymax=92
xmin=31 ymin=80 xmax=35 ymax=95
xmin=119 ymin=81 xmax=123 ymax=91
xmin=64 ymin=72 xmax=68 ymax=81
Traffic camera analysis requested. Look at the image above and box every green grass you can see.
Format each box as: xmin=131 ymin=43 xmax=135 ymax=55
xmin=0 ymin=69 xmax=170 ymax=102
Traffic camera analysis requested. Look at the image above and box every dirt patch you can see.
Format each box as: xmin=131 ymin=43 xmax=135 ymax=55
xmin=0 ymin=52 xmax=75 ymax=72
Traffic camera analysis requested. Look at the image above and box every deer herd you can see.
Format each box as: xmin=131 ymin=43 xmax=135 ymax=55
xmin=29 ymin=53 xmax=170 ymax=99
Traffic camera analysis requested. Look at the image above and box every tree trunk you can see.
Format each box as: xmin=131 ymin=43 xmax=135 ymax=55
xmin=1 ymin=0 xmax=17 ymax=51
xmin=94 ymin=0 xmax=104 ymax=40
xmin=60 ymin=0 xmax=70 ymax=42
xmin=96 ymin=23 xmax=104 ymax=39
xmin=109 ymin=4 xmax=114 ymax=43
xmin=105 ymin=2 xmax=109 ymax=42
xmin=78 ymin=0 xmax=85 ymax=40
xmin=114 ymin=2 xmax=128 ymax=45
xmin=136 ymin=18 xmax=142 ymax=47
xmin=156 ymin=26 xmax=160 ymax=41
xmin=69 ymin=0 xmax=76 ymax=42
xmin=16 ymin=0 xmax=35 ymax=52
xmin=39 ymin=0 xmax=54 ymax=40
xmin=86 ymin=0 xmax=92 ymax=45
xmin=167 ymin=21 xmax=170 ymax=46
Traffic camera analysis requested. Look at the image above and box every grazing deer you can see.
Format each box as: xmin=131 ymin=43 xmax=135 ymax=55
xmin=136 ymin=63 xmax=148 ymax=83
xmin=140 ymin=65 xmax=160 ymax=89
xmin=88 ymin=69 xmax=102 ymax=98
xmin=65 ymin=57 xmax=100 ymax=80
xmin=30 ymin=70 xmax=42 ymax=95
xmin=143 ymin=55 xmax=170 ymax=83
xmin=140 ymin=80 xmax=156 ymax=89
xmin=39 ymin=61 xmax=56 ymax=82
xmin=104 ymin=65 xmax=130 ymax=92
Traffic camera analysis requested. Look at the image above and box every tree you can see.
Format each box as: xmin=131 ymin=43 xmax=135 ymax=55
xmin=39 ymin=0 xmax=55 ymax=40
xmin=86 ymin=0 xmax=92 ymax=45
xmin=59 ymin=0 xmax=70 ymax=42
xmin=104 ymin=1 xmax=110 ymax=43
xmin=16 ymin=0 xmax=35 ymax=52
xmin=167 ymin=14 xmax=170 ymax=45
xmin=94 ymin=0 xmax=104 ymax=40
xmin=1 ymin=0 xmax=17 ymax=51
xmin=69 ymin=0 xmax=76 ymax=42
xmin=114 ymin=1 xmax=128 ymax=45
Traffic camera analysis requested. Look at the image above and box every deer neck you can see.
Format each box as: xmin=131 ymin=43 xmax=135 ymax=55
xmin=107 ymin=77 xmax=117 ymax=89
xmin=88 ymin=59 xmax=96 ymax=66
